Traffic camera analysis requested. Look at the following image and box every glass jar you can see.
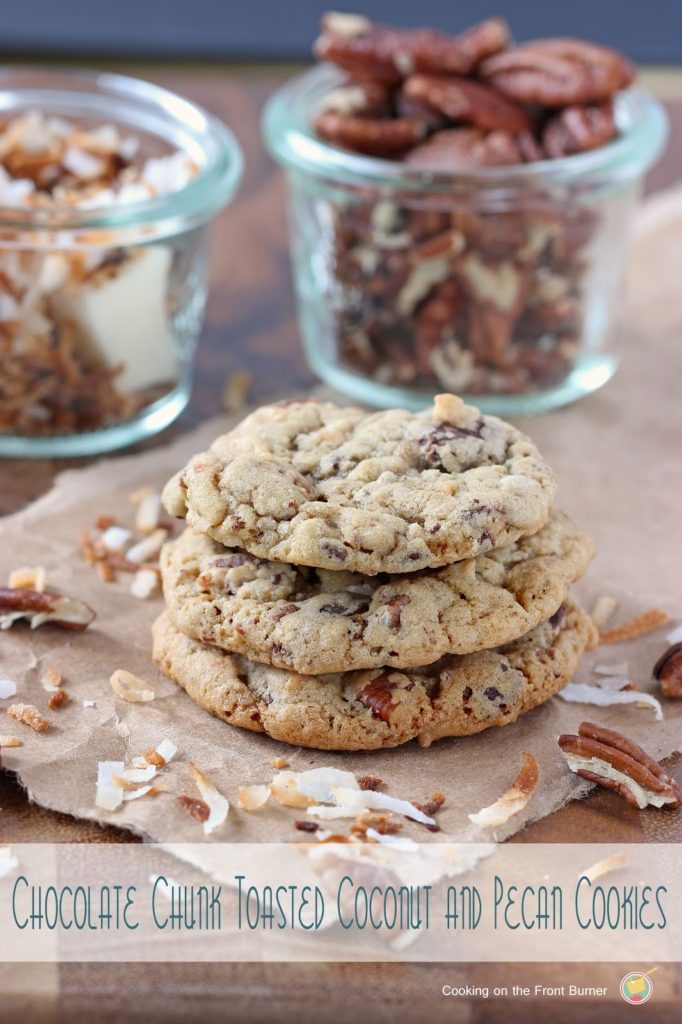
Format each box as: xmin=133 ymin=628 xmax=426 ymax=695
xmin=263 ymin=64 xmax=667 ymax=414
xmin=0 ymin=68 xmax=242 ymax=457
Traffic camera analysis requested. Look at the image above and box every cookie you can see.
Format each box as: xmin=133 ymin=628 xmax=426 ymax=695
xmin=162 ymin=394 xmax=556 ymax=575
xmin=152 ymin=595 xmax=597 ymax=751
xmin=161 ymin=510 xmax=594 ymax=674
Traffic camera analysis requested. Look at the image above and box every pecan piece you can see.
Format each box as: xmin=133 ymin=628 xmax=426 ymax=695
xmin=558 ymin=721 xmax=682 ymax=809
xmin=402 ymin=74 xmax=532 ymax=133
xmin=315 ymin=15 xmax=509 ymax=85
xmin=0 ymin=587 xmax=96 ymax=631
xmin=480 ymin=38 xmax=635 ymax=107
xmin=543 ymin=102 xmax=617 ymax=158
xmin=313 ymin=111 xmax=425 ymax=156
xmin=177 ymin=795 xmax=210 ymax=823
xmin=653 ymin=643 xmax=682 ymax=699
xmin=404 ymin=128 xmax=524 ymax=170
xmin=377 ymin=594 xmax=410 ymax=628
xmin=356 ymin=672 xmax=398 ymax=722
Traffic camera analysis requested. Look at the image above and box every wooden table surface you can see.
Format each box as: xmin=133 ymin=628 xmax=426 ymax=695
xmin=1 ymin=65 xmax=681 ymax=1021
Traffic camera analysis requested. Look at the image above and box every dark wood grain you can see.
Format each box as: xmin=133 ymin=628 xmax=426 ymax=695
xmin=0 ymin=66 xmax=680 ymax=1022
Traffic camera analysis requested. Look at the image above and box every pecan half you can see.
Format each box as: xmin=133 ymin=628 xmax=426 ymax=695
xmin=653 ymin=643 xmax=682 ymax=699
xmin=313 ymin=111 xmax=426 ymax=156
xmin=402 ymin=74 xmax=532 ymax=133
xmin=316 ymin=15 xmax=509 ymax=85
xmin=558 ymin=721 xmax=682 ymax=809
xmin=480 ymin=38 xmax=635 ymax=107
xmin=543 ymin=102 xmax=617 ymax=158
xmin=317 ymin=79 xmax=392 ymax=118
xmin=0 ymin=587 xmax=96 ymax=631
xmin=404 ymin=127 xmax=524 ymax=170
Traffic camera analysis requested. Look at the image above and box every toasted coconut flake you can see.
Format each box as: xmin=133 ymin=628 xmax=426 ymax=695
xmin=581 ymin=852 xmax=628 ymax=882
xmin=558 ymin=683 xmax=663 ymax=720
xmin=666 ymin=625 xmax=682 ymax=645
xmin=134 ymin=491 xmax=162 ymax=534
xmin=238 ymin=784 xmax=270 ymax=811
xmin=0 ymin=679 xmax=18 ymax=699
xmin=592 ymin=675 xmax=632 ymax=692
xmin=600 ymin=608 xmax=669 ymax=644
xmin=40 ymin=664 xmax=62 ymax=692
xmin=222 ymin=371 xmax=252 ymax=414
xmin=7 ymin=703 xmax=50 ymax=732
xmin=0 ymin=735 xmax=22 ymax=748
xmin=126 ymin=528 xmax=167 ymax=565
xmin=122 ymin=764 xmax=157 ymax=784
xmin=593 ymin=662 xmax=629 ymax=677
xmin=308 ymin=787 xmax=437 ymax=826
xmin=96 ymin=760 xmax=125 ymax=811
xmin=590 ymin=596 xmax=618 ymax=629
xmin=270 ymin=767 xmax=359 ymax=808
xmin=365 ymin=828 xmax=419 ymax=852
xmin=468 ymin=752 xmax=540 ymax=829
xmin=122 ymin=784 xmax=158 ymax=802
xmin=100 ymin=525 xmax=131 ymax=552
xmin=130 ymin=568 xmax=160 ymax=600
xmin=142 ymin=738 xmax=177 ymax=767
xmin=9 ymin=566 xmax=46 ymax=592
xmin=0 ymin=846 xmax=19 ymax=879
xmin=189 ymin=763 xmax=229 ymax=835
xmin=109 ymin=669 xmax=155 ymax=704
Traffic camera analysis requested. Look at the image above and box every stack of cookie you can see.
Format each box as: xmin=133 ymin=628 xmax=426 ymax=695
xmin=153 ymin=393 xmax=597 ymax=750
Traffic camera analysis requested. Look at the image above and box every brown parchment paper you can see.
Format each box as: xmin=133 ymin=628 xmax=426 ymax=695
xmin=0 ymin=186 xmax=681 ymax=846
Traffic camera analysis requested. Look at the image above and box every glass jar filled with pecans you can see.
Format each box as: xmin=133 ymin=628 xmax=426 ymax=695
xmin=0 ymin=68 xmax=242 ymax=457
xmin=263 ymin=13 xmax=667 ymax=414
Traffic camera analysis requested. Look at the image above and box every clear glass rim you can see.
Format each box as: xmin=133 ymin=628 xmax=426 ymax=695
xmin=263 ymin=64 xmax=669 ymax=192
xmin=0 ymin=66 xmax=243 ymax=229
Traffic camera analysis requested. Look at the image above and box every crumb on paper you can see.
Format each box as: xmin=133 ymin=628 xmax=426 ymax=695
xmin=357 ymin=774 xmax=383 ymax=791
xmin=222 ymin=371 xmax=252 ymax=414
xmin=41 ymin=664 xmax=62 ymax=692
xmin=7 ymin=703 xmax=50 ymax=733
xmin=271 ymin=756 xmax=289 ymax=769
xmin=0 ymin=735 xmax=22 ymax=748
xmin=468 ymin=752 xmax=539 ymax=829
xmin=47 ymin=688 xmax=68 ymax=710
xmin=109 ymin=669 xmax=155 ymax=704
xmin=82 ymin=700 xmax=96 ymax=709
xmin=600 ymin=608 xmax=669 ymax=644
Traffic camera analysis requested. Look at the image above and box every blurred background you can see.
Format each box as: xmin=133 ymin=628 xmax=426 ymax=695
xmin=1 ymin=0 xmax=681 ymax=63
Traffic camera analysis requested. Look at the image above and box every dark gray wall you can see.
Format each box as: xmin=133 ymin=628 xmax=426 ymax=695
xmin=1 ymin=1 xmax=681 ymax=62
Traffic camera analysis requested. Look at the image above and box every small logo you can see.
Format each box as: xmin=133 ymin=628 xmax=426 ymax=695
xmin=620 ymin=971 xmax=655 ymax=1005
